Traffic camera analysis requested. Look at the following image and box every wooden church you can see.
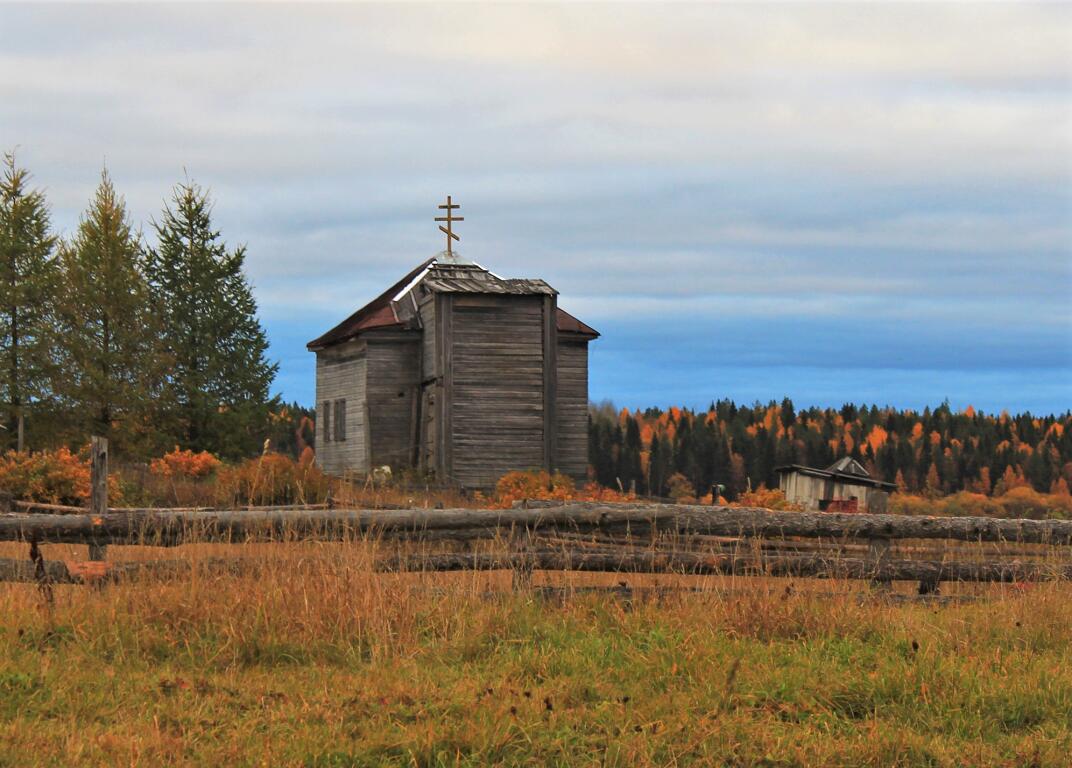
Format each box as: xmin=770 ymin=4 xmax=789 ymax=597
xmin=307 ymin=198 xmax=598 ymax=488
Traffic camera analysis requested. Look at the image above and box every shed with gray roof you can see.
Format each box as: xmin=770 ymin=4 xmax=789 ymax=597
xmin=775 ymin=458 xmax=896 ymax=513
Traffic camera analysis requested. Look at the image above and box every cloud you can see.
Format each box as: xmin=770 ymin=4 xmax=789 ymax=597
xmin=2 ymin=3 xmax=1069 ymax=412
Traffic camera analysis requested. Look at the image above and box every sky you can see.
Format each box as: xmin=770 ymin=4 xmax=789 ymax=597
xmin=3 ymin=3 xmax=1070 ymax=415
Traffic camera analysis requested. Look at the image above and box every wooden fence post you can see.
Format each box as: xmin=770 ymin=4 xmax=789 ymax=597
xmin=88 ymin=436 xmax=108 ymax=561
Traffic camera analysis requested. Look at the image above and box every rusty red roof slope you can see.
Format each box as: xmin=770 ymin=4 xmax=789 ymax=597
xmin=556 ymin=307 xmax=599 ymax=338
xmin=306 ymin=258 xmax=433 ymax=350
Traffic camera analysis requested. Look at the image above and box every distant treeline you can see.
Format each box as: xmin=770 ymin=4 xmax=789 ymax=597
xmin=588 ymin=400 xmax=1072 ymax=500
xmin=1 ymin=151 xmax=280 ymax=458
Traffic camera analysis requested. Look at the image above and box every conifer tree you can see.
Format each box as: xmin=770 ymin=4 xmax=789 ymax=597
xmin=620 ymin=416 xmax=644 ymax=493
xmin=780 ymin=397 xmax=795 ymax=428
xmin=0 ymin=152 xmax=59 ymax=450
xmin=57 ymin=170 xmax=164 ymax=452
xmin=649 ymin=435 xmax=666 ymax=497
xmin=145 ymin=180 xmax=277 ymax=457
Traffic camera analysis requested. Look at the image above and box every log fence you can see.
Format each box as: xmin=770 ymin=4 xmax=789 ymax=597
xmin=1 ymin=437 xmax=1070 ymax=595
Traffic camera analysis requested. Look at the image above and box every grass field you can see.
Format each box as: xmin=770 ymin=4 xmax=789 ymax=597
xmin=0 ymin=540 xmax=1070 ymax=767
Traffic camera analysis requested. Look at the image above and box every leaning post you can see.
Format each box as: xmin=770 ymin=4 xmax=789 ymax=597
xmin=89 ymin=436 xmax=108 ymax=561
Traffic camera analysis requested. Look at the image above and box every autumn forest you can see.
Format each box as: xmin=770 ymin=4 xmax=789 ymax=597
xmin=587 ymin=399 xmax=1072 ymax=501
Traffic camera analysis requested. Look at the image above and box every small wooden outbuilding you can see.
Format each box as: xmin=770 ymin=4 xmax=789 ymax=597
xmin=775 ymin=457 xmax=896 ymax=513
xmin=307 ymin=255 xmax=598 ymax=488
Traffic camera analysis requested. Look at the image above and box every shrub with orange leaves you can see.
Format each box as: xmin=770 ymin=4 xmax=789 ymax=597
xmin=733 ymin=487 xmax=804 ymax=511
xmin=931 ymin=491 xmax=1003 ymax=518
xmin=0 ymin=447 xmax=122 ymax=506
xmin=149 ymin=447 xmax=221 ymax=479
xmin=215 ymin=451 xmax=328 ymax=507
xmin=887 ymin=494 xmax=937 ymax=517
xmin=997 ymin=486 xmax=1068 ymax=520
xmin=494 ymin=470 xmax=576 ymax=508
xmin=889 ymin=489 xmax=1072 ymax=520
xmin=576 ymin=482 xmax=635 ymax=503
xmin=1052 ymin=477 xmax=1071 ymax=498
xmin=666 ymin=472 xmax=696 ymax=503
xmin=492 ymin=471 xmax=637 ymax=508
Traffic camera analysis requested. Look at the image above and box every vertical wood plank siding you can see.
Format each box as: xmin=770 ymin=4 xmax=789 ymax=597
xmin=419 ymin=297 xmax=438 ymax=473
xmin=420 ymin=298 xmax=437 ymax=380
xmin=366 ymin=339 xmax=421 ymax=469
xmin=314 ymin=343 xmax=367 ymax=475
xmin=541 ymin=295 xmax=557 ymax=475
xmin=440 ymin=294 xmax=453 ymax=480
xmin=449 ymin=295 xmax=545 ymax=488
xmin=555 ymin=339 xmax=589 ymax=483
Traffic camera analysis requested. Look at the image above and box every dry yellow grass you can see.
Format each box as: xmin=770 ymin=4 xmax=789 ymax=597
xmin=0 ymin=536 xmax=1070 ymax=766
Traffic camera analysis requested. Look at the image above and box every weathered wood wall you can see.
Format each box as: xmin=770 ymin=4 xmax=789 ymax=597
xmin=449 ymin=294 xmax=546 ymax=488
xmin=312 ymin=266 xmax=594 ymax=486
xmin=780 ymin=471 xmax=886 ymax=512
xmin=419 ymin=295 xmax=437 ymax=380
xmin=555 ymin=339 xmax=589 ymax=483
xmin=366 ymin=334 xmax=421 ymax=470
xmin=780 ymin=472 xmax=824 ymax=510
xmin=419 ymin=296 xmax=438 ymax=473
xmin=314 ymin=340 xmax=367 ymax=475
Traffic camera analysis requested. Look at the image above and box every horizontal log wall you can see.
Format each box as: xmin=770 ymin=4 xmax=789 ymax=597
xmin=315 ymin=341 xmax=367 ymax=475
xmin=555 ymin=339 xmax=588 ymax=483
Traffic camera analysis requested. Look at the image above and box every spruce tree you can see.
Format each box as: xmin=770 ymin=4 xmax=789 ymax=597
xmin=145 ymin=180 xmax=277 ymax=457
xmin=57 ymin=170 xmax=165 ymax=452
xmin=621 ymin=416 xmax=644 ymax=493
xmin=0 ymin=152 xmax=59 ymax=449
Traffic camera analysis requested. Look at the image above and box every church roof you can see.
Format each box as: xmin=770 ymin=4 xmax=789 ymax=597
xmin=307 ymin=257 xmax=598 ymax=350
xmin=419 ymin=263 xmax=555 ymax=296
xmin=306 ymin=258 xmax=434 ymax=351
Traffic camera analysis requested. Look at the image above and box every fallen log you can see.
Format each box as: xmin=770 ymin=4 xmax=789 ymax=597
xmin=0 ymin=556 xmax=255 ymax=584
xmin=515 ymin=502 xmax=1072 ymax=545
xmin=536 ymin=532 xmax=1070 ymax=561
xmin=11 ymin=500 xmax=333 ymax=515
xmin=381 ymin=550 xmax=1072 ymax=583
xmin=1 ymin=502 xmax=1071 ymax=546
xmin=0 ymin=547 xmax=1067 ymax=586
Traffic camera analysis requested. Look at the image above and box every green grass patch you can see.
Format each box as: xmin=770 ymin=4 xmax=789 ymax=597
xmin=0 ymin=568 xmax=1070 ymax=766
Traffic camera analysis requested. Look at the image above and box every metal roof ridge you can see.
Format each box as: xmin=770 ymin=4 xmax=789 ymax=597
xmin=391 ymin=258 xmax=437 ymax=303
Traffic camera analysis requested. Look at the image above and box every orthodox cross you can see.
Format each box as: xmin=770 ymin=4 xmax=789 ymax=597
xmin=435 ymin=195 xmax=463 ymax=257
